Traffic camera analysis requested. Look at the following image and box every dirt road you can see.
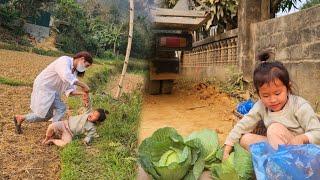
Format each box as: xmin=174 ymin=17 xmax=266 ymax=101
xmin=139 ymin=82 xmax=237 ymax=144
xmin=138 ymin=82 xmax=237 ymax=180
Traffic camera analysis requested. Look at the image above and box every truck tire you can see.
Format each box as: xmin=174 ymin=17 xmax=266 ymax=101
xmin=146 ymin=80 xmax=161 ymax=95
xmin=161 ymin=80 xmax=174 ymax=94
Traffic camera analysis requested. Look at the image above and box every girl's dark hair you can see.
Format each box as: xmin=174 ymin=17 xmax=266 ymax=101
xmin=256 ymin=49 xmax=275 ymax=62
xmin=96 ymin=108 xmax=109 ymax=122
xmin=254 ymin=52 xmax=291 ymax=93
xmin=73 ymin=51 xmax=93 ymax=64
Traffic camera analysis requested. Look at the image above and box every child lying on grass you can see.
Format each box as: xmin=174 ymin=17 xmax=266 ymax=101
xmin=42 ymin=106 xmax=109 ymax=147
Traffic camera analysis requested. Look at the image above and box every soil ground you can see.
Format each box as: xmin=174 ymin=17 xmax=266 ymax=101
xmin=106 ymin=73 xmax=144 ymax=98
xmin=0 ymin=49 xmax=59 ymax=179
xmin=139 ymin=81 xmax=237 ymax=144
xmin=137 ymin=81 xmax=237 ymax=180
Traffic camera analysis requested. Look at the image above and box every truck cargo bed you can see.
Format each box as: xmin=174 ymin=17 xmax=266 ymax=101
xmin=151 ymin=8 xmax=210 ymax=31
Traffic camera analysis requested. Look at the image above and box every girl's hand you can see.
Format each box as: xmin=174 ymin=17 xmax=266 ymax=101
xmin=223 ymin=145 xmax=233 ymax=161
xmin=82 ymin=93 xmax=89 ymax=107
xmin=288 ymin=134 xmax=309 ymax=145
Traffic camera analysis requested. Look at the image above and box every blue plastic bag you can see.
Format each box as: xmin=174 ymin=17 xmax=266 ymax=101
xmin=237 ymin=99 xmax=255 ymax=115
xmin=250 ymin=142 xmax=320 ymax=180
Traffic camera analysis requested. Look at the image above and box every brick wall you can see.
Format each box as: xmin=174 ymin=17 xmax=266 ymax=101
xmin=181 ymin=29 xmax=240 ymax=81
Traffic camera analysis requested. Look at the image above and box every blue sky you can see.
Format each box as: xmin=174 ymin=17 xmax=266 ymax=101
xmin=276 ymin=0 xmax=307 ymax=17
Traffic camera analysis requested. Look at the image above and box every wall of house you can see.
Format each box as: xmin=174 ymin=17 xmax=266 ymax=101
xmin=250 ymin=5 xmax=320 ymax=109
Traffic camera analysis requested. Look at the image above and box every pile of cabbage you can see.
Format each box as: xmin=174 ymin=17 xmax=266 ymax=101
xmin=138 ymin=127 xmax=253 ymax=180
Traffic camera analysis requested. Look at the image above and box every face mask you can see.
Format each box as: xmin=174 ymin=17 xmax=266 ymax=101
xmin=76 ymin=61 xmax=86 ymax=72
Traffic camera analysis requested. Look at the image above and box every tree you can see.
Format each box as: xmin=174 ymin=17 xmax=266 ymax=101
xmin=0 ymin=0 xmax=55 ymax=20
xmin=0 ymin=0 xmax=55 ymax=39
xmin=53 ymin=0 xmax=101 ymax=54
xmin=270 ymin=0 xmax=302 ymax=17
xmin=193 ymin=0 xmax=238 ymax=32
xmin=116 ymin=0 xmax=134 ymax=99
xmin=301 ymin=0 xmax=320 ymax=9
xmin=159 ymin=0 xmax=302 ymax=33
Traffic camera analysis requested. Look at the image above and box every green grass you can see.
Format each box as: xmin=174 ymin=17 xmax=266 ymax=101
xmin=98 ymin=58 xmax=148 ymax=75
xmin=61 ymin=61 xmax=142 ymax=179
xmin=0 ymin=42 xmax=72 ymax=57
xmin=0 ymin=76 xmax=31 ymax=86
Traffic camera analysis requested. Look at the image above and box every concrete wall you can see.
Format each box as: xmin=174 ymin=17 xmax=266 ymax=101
xmin=250 ymin=5 xmax=320 ymax=110
xmin=23 ymin=23 xmax=50 ymax=42
xmin=180 ymin=64 xmax=239 ymax=82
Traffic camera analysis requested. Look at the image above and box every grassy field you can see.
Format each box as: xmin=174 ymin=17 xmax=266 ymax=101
xmin=61 ymin=60 xmax=144 ymax=179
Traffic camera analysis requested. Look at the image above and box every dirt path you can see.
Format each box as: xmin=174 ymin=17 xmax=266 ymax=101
xmin=139 ymin=82 xmax=237 ymax=144
xmin=0 ymin=50 xmax=59 ymax=179
xmin=106 ymin=73 xmax=144 ymax=97
xmin=138 ymin=81 xmax=237 ymax=179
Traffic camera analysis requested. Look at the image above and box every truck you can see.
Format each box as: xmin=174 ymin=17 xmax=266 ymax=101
xmin=145 ymin=0 xmax=210 ymax=94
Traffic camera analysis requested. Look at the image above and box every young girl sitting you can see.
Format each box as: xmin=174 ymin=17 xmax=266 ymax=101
xmin=223 ymin=52 xmax=320 ymax=159
xmin=42 ymin=107 xmax=109 ymax=147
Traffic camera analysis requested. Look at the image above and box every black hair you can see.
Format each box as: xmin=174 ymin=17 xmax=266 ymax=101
xmin=254 ymin=52 xmax=291 ymax=94
xmin=95 ymin=108 xmax=109 ymax=122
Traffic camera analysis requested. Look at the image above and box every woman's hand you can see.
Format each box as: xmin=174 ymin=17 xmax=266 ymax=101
xmin=74 ymin=81 xmax=90 ymax=93
xmin=81 ymin=83 xmax=90 ymax=93
xmin=223 ymin=145 xmax=233 ymax=161
xmin=288 ymin=134 xmax=309 ymax=145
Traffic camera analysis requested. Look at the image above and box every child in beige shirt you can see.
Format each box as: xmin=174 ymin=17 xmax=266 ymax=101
xmin=42 ymin=107 xmax=109 ymax=147
xmin=223 ymin=55 xmax=320 ymax=160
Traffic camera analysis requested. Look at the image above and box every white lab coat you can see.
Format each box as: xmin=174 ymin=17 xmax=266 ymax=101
xmin=30 ymin=56 xmax=78 ymax=118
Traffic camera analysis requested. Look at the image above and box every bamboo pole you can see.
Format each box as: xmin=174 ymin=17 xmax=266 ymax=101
xmin=115 ymin=0 xmax=134 ymax=99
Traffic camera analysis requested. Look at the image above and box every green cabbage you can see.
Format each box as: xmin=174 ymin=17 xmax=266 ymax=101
xmin=211 ymin=144 xmax=253 ymax=180
xmin=138 ymin=128 xmax=254 ymax=180
xmin=185 ymin=129 xmax=219 ymax=161
xmin=138 ymin=127 xmax=201 ymax=180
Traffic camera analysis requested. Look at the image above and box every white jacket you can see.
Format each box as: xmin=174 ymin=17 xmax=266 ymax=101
xmin=30 ymin=56 xmax=77 ymax=117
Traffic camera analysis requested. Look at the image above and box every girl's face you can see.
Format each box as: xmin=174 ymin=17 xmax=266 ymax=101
xmin=88 ymin=111 xmax=100 ymax=122
xmin=258 ymin=78 xmax=289 ymax=112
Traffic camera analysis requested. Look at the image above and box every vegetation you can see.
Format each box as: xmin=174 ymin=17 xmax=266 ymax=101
xmin=159 ymin=0 xmax=303 ymax=34
xmin=138 ymin=127 xmax=253 ymax=180
xmin=51 ymin=0 xmax=152 ymax=58
xmin=301 ymin=0 xmax=320 ymax=9
xmin=61 ymin=60 xmax=143 ymax=179
xmin=0 ymin=42 xmax=70 ymax=57
xmin=62 ymin=92 xmax=142 ymax=179
xmin=0 ymin=0 xmax=153 ymax=59
xmin=0 ymin=76 xmax=30 ymax=86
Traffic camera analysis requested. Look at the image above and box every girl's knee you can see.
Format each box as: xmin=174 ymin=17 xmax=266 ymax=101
xmin=240 ymin=133 xmax=255 ymax=150
xmin=267 ymin=123 xmax=286 ymax=136
xmin=240 ymin=133 xmax=267 ymax=151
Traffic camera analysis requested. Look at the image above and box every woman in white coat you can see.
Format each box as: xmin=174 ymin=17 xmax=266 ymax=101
xmin=14 ymin=51 xmax=93 ymax=134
